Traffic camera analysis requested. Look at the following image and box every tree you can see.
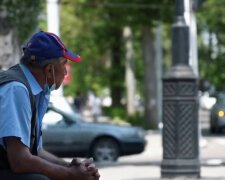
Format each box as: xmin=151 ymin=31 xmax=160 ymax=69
xmin=0 ymin=0 xmax=43 ymax=68
xmin=197 ymin=0 xmax=225 ymax=91
xmin=60 ymin=0 xmax=175 ymax=129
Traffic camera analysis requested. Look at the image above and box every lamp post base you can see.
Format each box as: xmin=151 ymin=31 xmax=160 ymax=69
xmin=161 ymin=159 xmax=201 ymax=178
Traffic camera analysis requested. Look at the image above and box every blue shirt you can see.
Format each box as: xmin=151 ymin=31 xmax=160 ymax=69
xmin=0 ymin=64 xmax=49 ymax=150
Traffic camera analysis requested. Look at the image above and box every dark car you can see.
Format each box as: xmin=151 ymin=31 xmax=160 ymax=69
xmin=210 ymin=92 xmax=225 ymax=133
xmin=42 ymin=104 xmax=147 ymax=162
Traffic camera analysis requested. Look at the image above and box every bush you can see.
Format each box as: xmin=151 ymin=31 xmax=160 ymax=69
xmin=103 ymin=106 xmax=126 ymax=118
xmin=126 ymin=113 xmax=147 ymax=129
xmin=102 ymin=106 xmax=146 ymax=129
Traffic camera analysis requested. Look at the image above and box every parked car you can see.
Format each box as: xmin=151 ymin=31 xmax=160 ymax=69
xmin=42 ymin=103 xmax=147 ymax=162
xmin=210 ymin=92 xmax=225 ymax=133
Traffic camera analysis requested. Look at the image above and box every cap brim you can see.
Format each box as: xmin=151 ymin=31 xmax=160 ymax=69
xmin=64 ymin=50 xmax=81 ymax=63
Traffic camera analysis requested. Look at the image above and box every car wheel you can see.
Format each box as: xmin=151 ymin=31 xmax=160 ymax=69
xmin=216 ymin=127 xmax=223 ymax=134
xmin=210 ymin=126 xmax=222 ymax=134
xmin=210 ymin=126 xmax=216 ymax=133
xmin=91 ymin=138 xmax=120 ymax=162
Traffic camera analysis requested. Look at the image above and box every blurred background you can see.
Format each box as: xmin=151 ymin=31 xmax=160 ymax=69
xmin=0 ymin=0 xmax=221 ymax=129
xmin=2 ymin=0 xmax=225 ymax=179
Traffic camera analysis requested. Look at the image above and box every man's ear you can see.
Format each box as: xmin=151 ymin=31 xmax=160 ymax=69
xmin=43 ymin=64 xmax=53 ymax=79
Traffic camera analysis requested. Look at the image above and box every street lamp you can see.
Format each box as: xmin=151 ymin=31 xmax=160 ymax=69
xmin=161 ymin=0 xmax=200 ymax=178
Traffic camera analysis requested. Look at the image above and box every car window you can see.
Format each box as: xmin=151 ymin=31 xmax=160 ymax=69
xmin=43 ymin=109 xmax=63 ymax=125
xmin=63 ymin=109 xmax=83 ymax=122
xmin=49 ymin=96 xmax=84 ymax=123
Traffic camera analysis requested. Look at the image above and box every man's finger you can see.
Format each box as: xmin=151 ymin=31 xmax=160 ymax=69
xmin=87 ymin=164 xmax=96 ymax=170
xmin=84 ymin=157 xmax=94 ymax=166
xmin=70 ymin=158 xmax=82 ymax=166
xmin=94 ymin=171 xmax=100 ymax=180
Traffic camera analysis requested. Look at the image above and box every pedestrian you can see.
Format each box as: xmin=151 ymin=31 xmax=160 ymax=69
xmin=88 ymin=91 xmax=102 ymax=122
xmin=73 ymin=91 xmax=83 ymax=114
xmin=0 ymin=31 xmax=100 ymax=180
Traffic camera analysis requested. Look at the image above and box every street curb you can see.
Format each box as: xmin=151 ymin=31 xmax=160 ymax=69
xmin=97 ymin=159 xmax=225 ymax=168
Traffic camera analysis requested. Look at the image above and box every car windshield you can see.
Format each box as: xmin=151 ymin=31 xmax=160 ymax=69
xmin=50 ymin=104 xmax=83 ymax=123
xmin=43 ymin=105 xmax=84 ymax=125
xmin=43 ymin=96 xmax=84 ymax=125
xmin=216 ymin=93 xmax=225 ymax=103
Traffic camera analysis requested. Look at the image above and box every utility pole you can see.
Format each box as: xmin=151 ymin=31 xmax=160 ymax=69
xmin=155 ymin=22 xmax=163 ymax=128
xmin=47 ymin=0 xmax=63 ymax=96
xmin=124 ymin=26 xmax=136 ymax=115
xmin=161 ymin=0 xmax=200 ymax=178
xmin=47 ymin=0 xmax=60 ymax=36
xmin=184 ymin=0 xmax=198 ymax=77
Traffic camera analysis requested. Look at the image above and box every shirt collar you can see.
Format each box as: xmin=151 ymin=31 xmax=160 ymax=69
xmin=19 ymin=64 xmax=43 ymax=95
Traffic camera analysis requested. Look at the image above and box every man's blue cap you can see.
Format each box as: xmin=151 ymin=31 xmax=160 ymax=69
xmin=23 ymin=31 xmax=81 ymax=63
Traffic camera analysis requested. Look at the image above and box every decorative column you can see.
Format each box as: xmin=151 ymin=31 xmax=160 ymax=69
xmin=161 ymin=0 xmax=200 ymax=178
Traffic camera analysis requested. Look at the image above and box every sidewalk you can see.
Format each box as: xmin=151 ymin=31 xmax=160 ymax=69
xmin=99 ymin=164 xmax=225 ymax=180
xmin=98 ymin=131 xmax=225 ymax=180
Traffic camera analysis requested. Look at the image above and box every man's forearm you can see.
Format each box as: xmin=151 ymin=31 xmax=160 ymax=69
xmin=22 ymin=154 xmax=71 ymax=180
xmin=38 ymin=148 xmax=70 ymax=167
xmin=6 ymin=138 xmax=99 ymax=180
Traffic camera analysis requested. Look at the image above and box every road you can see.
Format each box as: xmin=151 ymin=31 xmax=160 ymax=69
xmin=97 ymin=108 xmax=225 ymax=180
xmin=200 ymin=109 xmax=225 ymax=161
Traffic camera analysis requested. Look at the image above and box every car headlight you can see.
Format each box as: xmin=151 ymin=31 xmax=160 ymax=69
xmin=218 ymin=110 xmax=225 ymax=117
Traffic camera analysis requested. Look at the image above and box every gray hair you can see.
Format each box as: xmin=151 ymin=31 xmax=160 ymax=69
xmin=20 ymin=55 xmax=60 ymax=68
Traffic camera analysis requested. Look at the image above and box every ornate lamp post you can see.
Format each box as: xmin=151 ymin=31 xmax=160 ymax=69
xmin=161 ymin=0 xmax=200 ymax=178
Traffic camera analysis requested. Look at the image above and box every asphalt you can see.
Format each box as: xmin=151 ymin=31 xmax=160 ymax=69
xmin=97 ymin=131 xmax=225 ymax=180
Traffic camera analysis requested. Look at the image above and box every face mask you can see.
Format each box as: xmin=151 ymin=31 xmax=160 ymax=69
xmin=44 ymin=66 xmax=56 ymax=95
xmin=44 ymin=83 xmax=50 ymax=95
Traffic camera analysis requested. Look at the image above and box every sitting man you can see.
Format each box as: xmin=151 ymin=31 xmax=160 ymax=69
xmin=0 ymin=31 xmax=100 ymax=180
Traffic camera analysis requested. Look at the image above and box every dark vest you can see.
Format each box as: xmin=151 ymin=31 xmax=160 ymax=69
xmin=0 ymin=64 xmax=37 ymax=169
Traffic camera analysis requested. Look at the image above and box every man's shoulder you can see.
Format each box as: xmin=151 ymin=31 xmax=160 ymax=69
xmin=0 ymin=81 xmax=28 ymax=92
xmin=0 ymin=65 xmax=28 ymax=89
xmin=0 ymin=81 xmax=27 ymax=87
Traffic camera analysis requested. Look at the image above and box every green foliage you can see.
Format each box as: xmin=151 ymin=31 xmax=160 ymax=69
xmin=197 ymin=0 xmax=225 ymax=30
xmin=60 ymin=0 xmax=175 ymax=130
xmin=61 ymin=0 xmax=175 ymax=98
xmin=103 ymin=106 xmax=127 ymax=118
xmin=197 ymin=0 xmax=225 ymax=91
xmin=126 ymin=113 xmax=147 ymax=129
xmin=199 ymin=52 xmax=225 ymax=91
xmin=103 ymin=106 xmax=146 ymax=128
xmin=0 ymin=0 xmax=43 ymax=43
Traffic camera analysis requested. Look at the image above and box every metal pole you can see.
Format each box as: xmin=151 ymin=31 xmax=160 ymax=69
xmin=161 ymin=0 xmax=200 ymax=178
xmin=155 ymin=22 xmax=163 ymax=128
xmin=184 ymin=0 xmax=199 ymax=77
xmin=47 ymin=0 xmax=63 ymax=96
xmin=124 ymin=26 xmax=136 ymax=115
xmin=47 ymin=0 xmax=60 ymax=36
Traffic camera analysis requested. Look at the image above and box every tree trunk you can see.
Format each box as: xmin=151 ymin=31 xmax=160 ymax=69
xmin=123 ymin=26 xmax=136 ymax=115
xmin=110 ymin=27 xmax=123 ymax=107
xmin=0 ymin=18 xmax=20 ymax=69
xmin=141 ymin=26 xmax=159 ymax=129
